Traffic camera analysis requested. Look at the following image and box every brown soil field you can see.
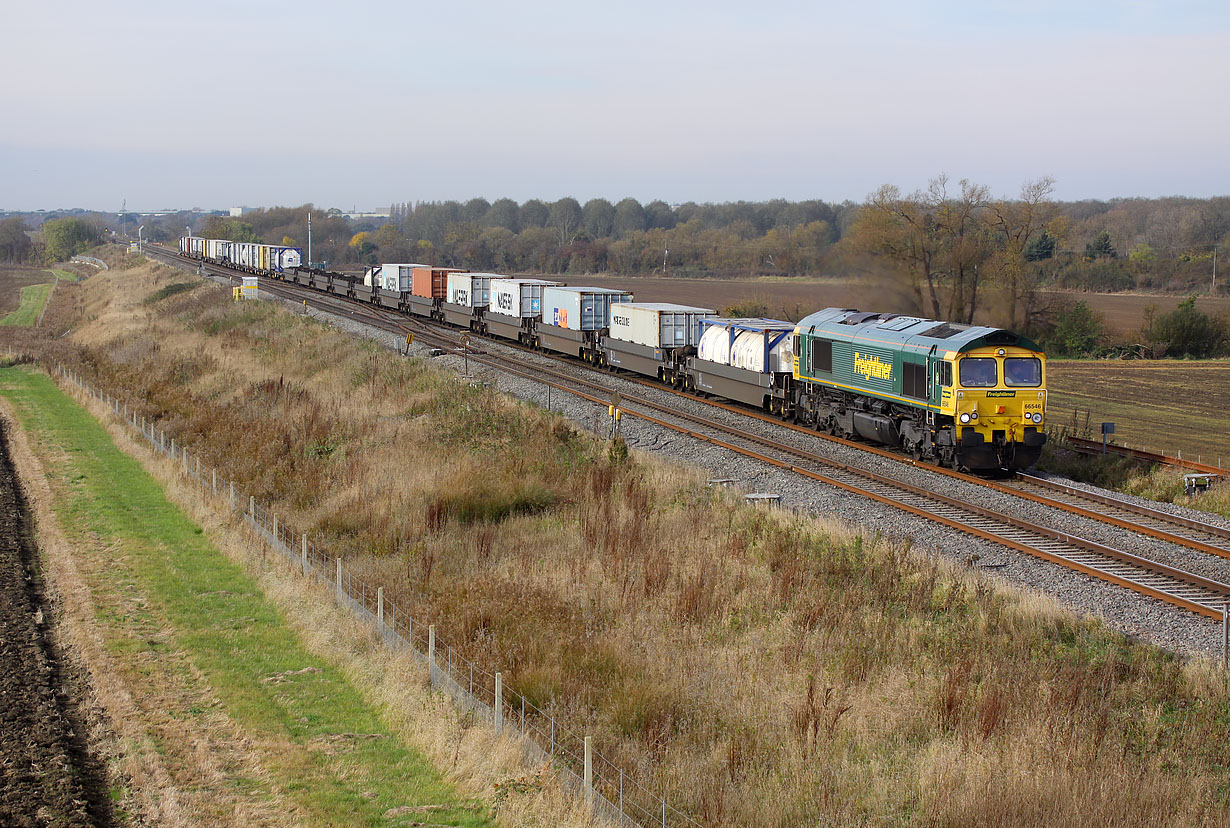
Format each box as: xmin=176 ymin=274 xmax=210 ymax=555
xmin=0 ymin=419 xmax=113 ymax=827
xmin=1045 ymin=359 xmax=1230 ymax=467
xmin=564 ymin=274 xmax=1230 ymax=338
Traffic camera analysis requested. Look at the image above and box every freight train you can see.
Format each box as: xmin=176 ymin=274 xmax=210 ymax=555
xmin=178 ymin=237 xmax=1047 ymax=471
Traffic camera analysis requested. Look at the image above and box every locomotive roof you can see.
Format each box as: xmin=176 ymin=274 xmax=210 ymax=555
xmin=795 ymin=307 xmax=1042 ymax=354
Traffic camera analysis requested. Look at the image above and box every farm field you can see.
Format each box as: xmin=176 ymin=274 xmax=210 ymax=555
xmin=1045 ymin=359 xmax=1230 ymax=466
xmin=0 ymin=267 xmax=81 ymax=326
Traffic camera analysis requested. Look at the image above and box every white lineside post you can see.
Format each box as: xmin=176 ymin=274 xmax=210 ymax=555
xmin=212 ymin=468 xmax=216 ymax=494
xmin=249 ymin=495 xmax=255 ymax=523
xmin=170 ymin=438 xmax=175 ymax=458
xmin=377 ymin=587 xmax=384 ymax=627
xmin=196 ymin=456 xmax=200 ymax=478
xmin=428 ymin=625 xmax=436 ymax=675
xmin=584 ymin=736 xmax=593 ymax=807
xmin=272 ymin=514 xmax=278 ymax=548
xmin=494 ymin=672 xmax=503 ymax=732
xmin=229 ymin=481 xmax=235 ymax=510
xmin=335 ymin=558 xmax=342 ymax=602
xmin=301 ymin=534 xmax=308 ymax=576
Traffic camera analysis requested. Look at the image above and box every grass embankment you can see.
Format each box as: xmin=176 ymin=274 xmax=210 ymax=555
xmin=0 ymin=364 xmax=489 ymax=828
xmin=0 ymin=269 xmax=79 ymax=326
xmin=34 ymin=251 xmax=1230 ymax=826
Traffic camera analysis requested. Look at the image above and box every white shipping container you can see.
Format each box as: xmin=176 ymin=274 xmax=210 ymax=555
xmin=447 ymin=272 xmax=496 ymax=308
xmin=542 ymin=286 xmax=633 ymax=331
xmin=608 ymin=303 xmax=716 ymax=348
xmin=488 ymin=278 xmax=561 ymax=318
xmin=374 ymin=263 xmax=419 ymax=292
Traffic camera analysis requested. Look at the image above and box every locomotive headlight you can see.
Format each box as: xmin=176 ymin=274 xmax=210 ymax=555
xmin=959 ymin=412 xmax=971 ymax=424
xmin=1032 ymin=412 xmax=1043 ymax=423
xmin=970 ymin=410 xmax=978 ymax=420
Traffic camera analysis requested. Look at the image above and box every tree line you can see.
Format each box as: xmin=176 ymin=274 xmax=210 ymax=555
xmin=0 ymin=216 xmax=102 ymax=265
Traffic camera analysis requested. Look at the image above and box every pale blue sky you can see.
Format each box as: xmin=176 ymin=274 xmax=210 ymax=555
xmin=3 ymin=1 xmax=1228 ymax=211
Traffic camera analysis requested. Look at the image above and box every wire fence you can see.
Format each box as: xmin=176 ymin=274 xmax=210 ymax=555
xmin=46 ymin=359 xmax=704 ymax=828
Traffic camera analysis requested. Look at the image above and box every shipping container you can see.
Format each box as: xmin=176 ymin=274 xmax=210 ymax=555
xmin=447 ymin=272 xmax=496 ymax=308
xmin=488 ymin=278 xmax=562 ymax=318
xmin=411 ymin=266 xmax=466 ymax=299
xmin=370 ymin=263 xmax=422 ymax=293
xmin=542 ymin=286 xmax=633 ymax=331
xmin=608 ymin=303 xmax=716 ymax=348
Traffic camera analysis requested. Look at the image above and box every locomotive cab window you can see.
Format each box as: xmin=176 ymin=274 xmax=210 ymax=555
xmin=1004 ymin=357 xmax=1041 ymax=387
xmin=959 ymin=357 xmax=997 ymax=387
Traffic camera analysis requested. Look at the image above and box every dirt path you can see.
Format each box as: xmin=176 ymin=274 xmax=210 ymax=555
xmin=0 ymin=417 xmax=113 ymax=827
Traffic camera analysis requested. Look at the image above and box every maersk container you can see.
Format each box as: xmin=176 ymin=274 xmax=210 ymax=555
xmin=542 ymin=286 xmax=633 ymax=331
xmin=488 ymin=278 xmax=561 ymax=318
xmin=447 ymin=272 xmax=495 ymax=308
xmin=371 ymin=263 xmax=421 ymax=293
xmin=411 ymin=266 xmax=466 ymax=299
xmin=608 ymin=303 xmax=716 ymax=349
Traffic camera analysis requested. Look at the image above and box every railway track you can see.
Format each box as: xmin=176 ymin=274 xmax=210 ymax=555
xmin=148 ymin=247 xmax=1230 ymax=620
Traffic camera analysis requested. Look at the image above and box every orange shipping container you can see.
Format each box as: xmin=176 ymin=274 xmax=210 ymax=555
xmin=411 ymin=266 xmax=467 ymax=299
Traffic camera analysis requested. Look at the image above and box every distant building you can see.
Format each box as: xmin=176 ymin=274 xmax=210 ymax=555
xmin=229 ymin=206 xmax=255 ymax=217
xmin=343 ymin=208 xmax=392 ymax=220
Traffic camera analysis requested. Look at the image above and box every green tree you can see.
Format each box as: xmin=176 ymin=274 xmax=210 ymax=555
xmin=612 ymin=197 xmax=646 ymax=237
xmin=41 ymin=217 xmax=100 ymax=261
xmin=518 ymin=199 xmax=549 ymax=229
xmin=484 ymin=198 xmax=520 ymax=232
xmin=548 ymin=197 xmax=583 ymax=244
xmin=1043 ymin=300 xmax=1104 ymax=356
xmin=1142 ymin=297 xmax=1227 ymax=358
xmin=201 ymin=217 xmax=258 ymax=243
xmin=0 ymin=218 xmax=33 ymax=263
xmin=581 ymin=198 xmax=615 ymax=239
xmin=1084 ymin=229 xmax=1116 ymax=260
xmin=1024 ymin=228 xmax=1056 ymax=261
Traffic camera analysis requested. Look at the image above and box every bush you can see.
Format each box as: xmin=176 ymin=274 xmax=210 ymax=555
xmin=1141 ymin=297 xmax=1228 ymax=358
xmin=1040 ymin=300 xmax=1105 ymax=356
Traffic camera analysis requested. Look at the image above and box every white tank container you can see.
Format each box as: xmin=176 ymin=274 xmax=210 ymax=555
xmin=697 ymin=324 xmax=744 ymax=365
xmin=731 ymin=331 xmax=795 ymax=373
xmin=608 ymin=303 xmax=716 ymax=348
xmin=488 ymin=278 xmax=562 ymax=318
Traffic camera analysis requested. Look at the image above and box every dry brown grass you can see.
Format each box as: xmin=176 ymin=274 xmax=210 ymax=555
xmin=19 ymin=249 xmax=1230 ymax=827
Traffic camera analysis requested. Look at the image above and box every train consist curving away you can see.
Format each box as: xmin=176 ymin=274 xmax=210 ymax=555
xmin=178 ymin=237 xmax=1047 ymax=471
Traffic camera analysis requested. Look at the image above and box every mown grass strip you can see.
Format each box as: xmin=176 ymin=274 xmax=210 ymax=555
xmin=0 ymin=282 xmax=54 ymax=326
xmin=0 ymin=366 xmax=490 ymax=828
xmin=49 ymin=269 xmax=80 ymax=282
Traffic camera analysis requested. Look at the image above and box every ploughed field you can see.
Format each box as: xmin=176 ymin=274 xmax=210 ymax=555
xmin=1045 ymin=359 xmax=1230 ymax=465
xmin=0 ymin=419 xmax=111 ymax=827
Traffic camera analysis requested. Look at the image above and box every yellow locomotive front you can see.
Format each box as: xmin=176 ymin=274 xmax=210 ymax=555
xmin=944 ymin=344 xmax=1047 ymax=469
